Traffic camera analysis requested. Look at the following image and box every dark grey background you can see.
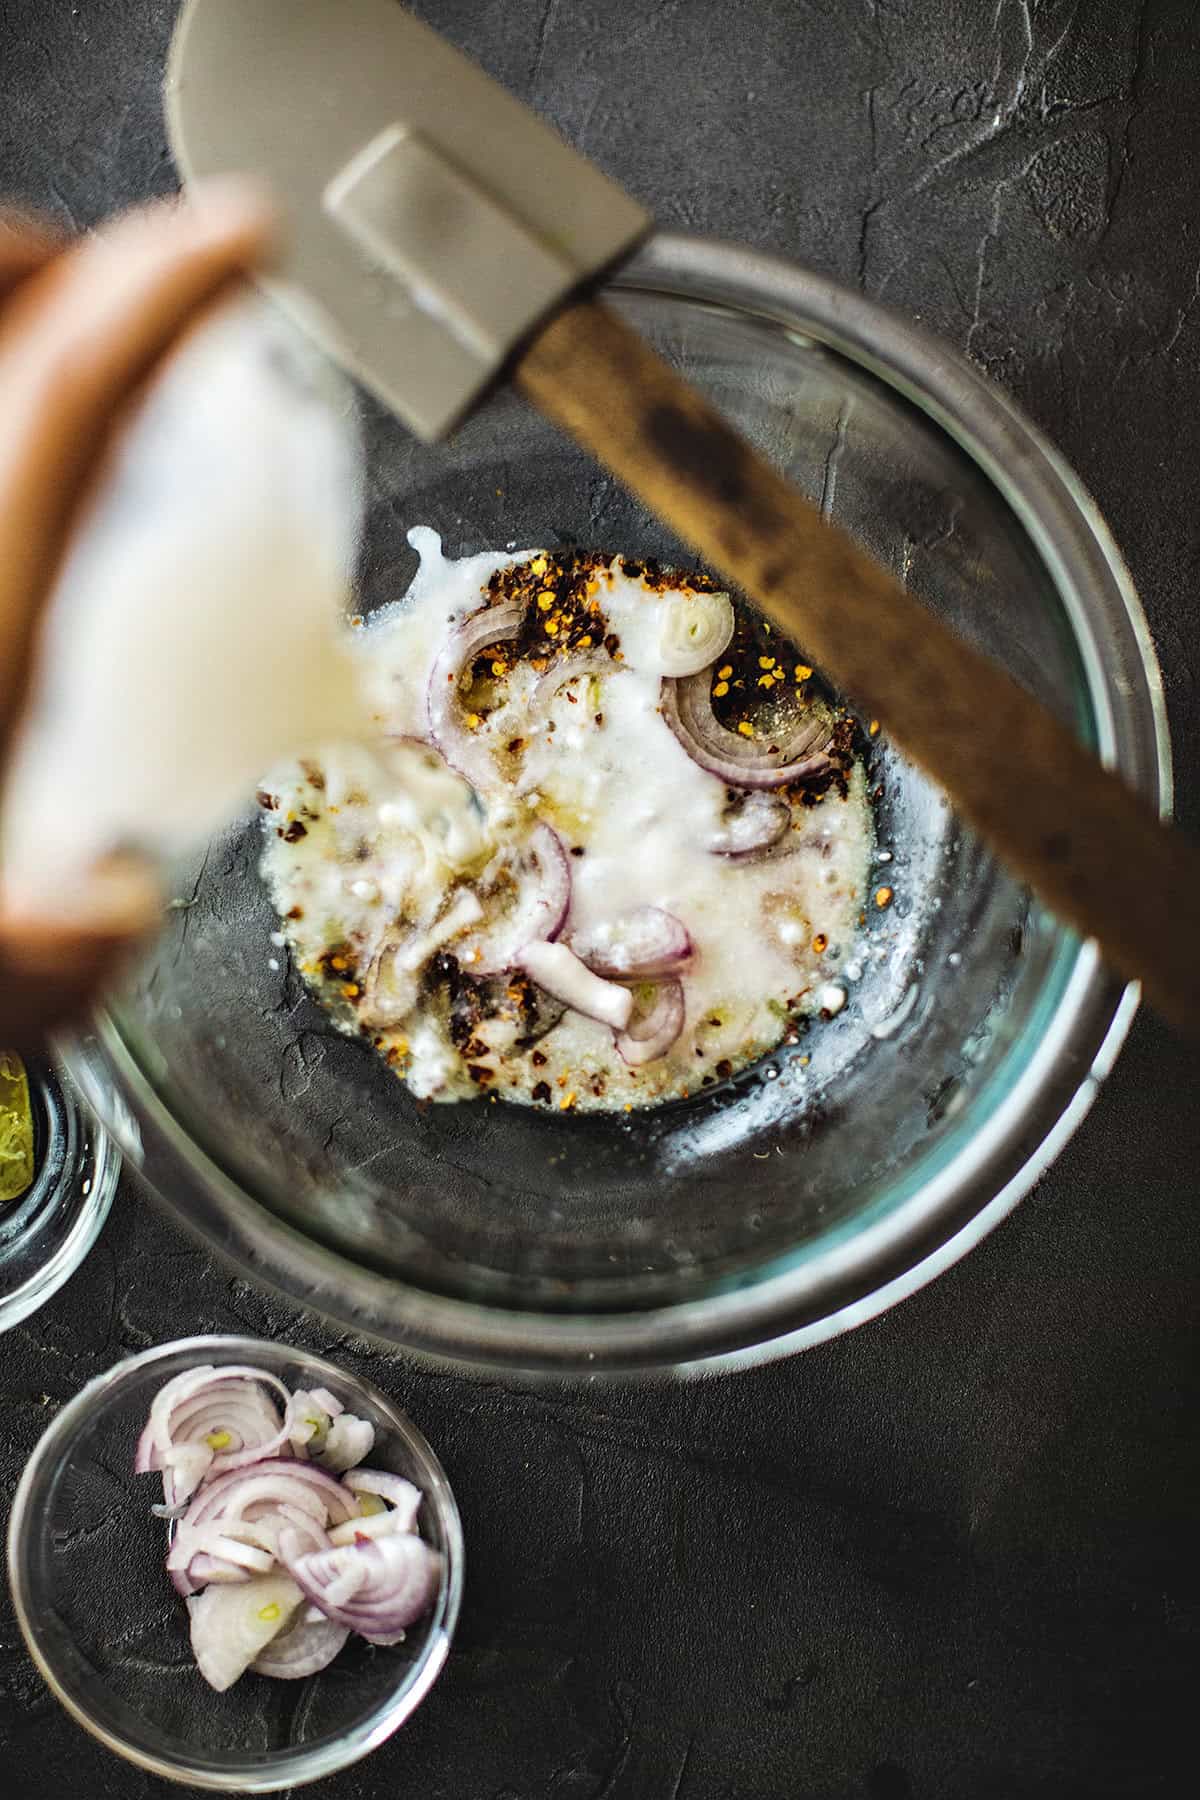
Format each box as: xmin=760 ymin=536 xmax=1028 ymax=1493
xmin=2 ymin=2 xmax=1198 ymax=1795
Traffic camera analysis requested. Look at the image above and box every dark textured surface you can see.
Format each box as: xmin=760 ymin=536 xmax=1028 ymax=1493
xmin=2 ymin=2 xmax=1199 ymax=1795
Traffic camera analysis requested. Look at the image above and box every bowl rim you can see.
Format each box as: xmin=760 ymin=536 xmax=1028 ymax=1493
xmin=5 ymin=1333 xmax=464 ymax=1791
xmin=66 ymin=230 xmax=1171 ymax=1375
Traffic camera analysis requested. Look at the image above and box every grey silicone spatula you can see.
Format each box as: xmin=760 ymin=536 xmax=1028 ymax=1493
xmin=167 ymin=0 xmax=1200 ymax=1036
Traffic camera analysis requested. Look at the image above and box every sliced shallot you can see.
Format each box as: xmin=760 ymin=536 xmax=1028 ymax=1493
xmin=706 ymin=792 xmax=791 ymax=858
xmin=167 ymin=1526 xmax=275 ymax=1578
xmin=656 ymin=587 xmax=734 ymax=677
xmin=187 ymin=1573 xmax=303 ymax=1693
xmin=531 ymin=653 xmax=618 ymax=718
xmin=134 ymin=1364 xmax=294 ymax=1508
xmin=185 ymin=1552 xmax=255 ymax=1589
xmin=517 ymin=941 xmax=634 ymax=1031
xmin=570 ymin=906 xmax=692 ymax=980
xmin=615 ymin=980 xmax=686 ymax=1067
xmin=281 ymin=1529 xmax=444 ymax=1648
xmin=288 ymin=1388 xmax=341 ymax=1457
xmin=169 ymin=1466 xmax=344 ymax=1597
xmin=358 ymin=940 xmax=420 ymax=1029
xmin=458 ymin=823 xmax=571 ymax=975
xmin=344 ymin=1469 xmax=422 ymax=1530
xmin=250 ymin=1608 xmax=350 ymax=1680
xmin=318 ymin=1413 xmax=376 ymax=1473
xmin=329 ymin=1509 xmax=413 ymax=1547
xmin=661 ymin=671 xmax=835 ymax=789
xmin=178 ymin=1460 xmax=360 ymax=1533
xmin=427 ymin=599 xmax=523 ymax=790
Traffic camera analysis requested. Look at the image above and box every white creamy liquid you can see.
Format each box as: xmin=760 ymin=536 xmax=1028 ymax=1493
xmin=260 ymin=531 xmax=873 ymax=1112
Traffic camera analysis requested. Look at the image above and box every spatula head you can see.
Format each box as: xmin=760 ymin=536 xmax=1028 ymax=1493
xmin=166 ymin=0 xmax=651 ymax=439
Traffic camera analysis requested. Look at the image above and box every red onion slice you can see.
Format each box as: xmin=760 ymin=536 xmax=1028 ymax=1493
xmin=317 ymin=1413 xmax=375 ymax=1472
xmin=357 ymin=940 xmax=420 ymax=1030
xmin=570 ymin=907 xmax=693 ymax=980
xmin=167 ymin=1524 xmax=275 ymax=1577
xmin=251 ymin=1502 xmax=333 ymax=1562
xmin=135 ymin=1365 xmax=294 ymax=1506
xmin=281 ymin=1530 xmax=443 ymax=1648
xmin=155 ymin=1446 xmax=213 ymax=1514
xmin=458 ymin=823 xmax=571 ymax=976
xmin=288 ymin=1389 xmax=338 ymax=1458
xmin=615 ymin=980 xmax=686 ymax=1066
xmin=427 ymin=599 xmax=524 ymax=790
xmin=308 ymin=1388 xmax=343 ymax=1417
xmin=329 ymin=1509 xmax=411 ymax=1547
xmin=344 ymin=1470 xmax=422 ymax=1530
xmin=179 ymin=1460 xmax=359 ymax=1533
xmin=656 ymin=587 xmax=735 ymax=677
xmin=250 ymin=1609 xmax=350 ymax=1680
xmin=706 ymin=793 xmax=791 ymax=857
xmin=141 ymin=1367 xmax=438 ymax=1685
xmin=531 ymin=653 xmax=618 ymax=714
xmin=187 ymin=1574 xmax=304 ymax=1692
xmin=661 ymin=672 xmax=835 ymax=790
xmin=517 ymin=941 xmax=634 ymax=1031
xmin=182 ymin=1552 xmax=251 ymax=1591
xmin=169 ymin=1478 xmax=341 ymax=1598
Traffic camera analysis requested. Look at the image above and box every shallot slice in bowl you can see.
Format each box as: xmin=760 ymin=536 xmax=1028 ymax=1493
xmin=250 ymin=1607 xmax=351 ymax=1680
xmin=570 ymin=906 xmax=692 ymax=980
xmin=615 ymin=981 xmax=686 ymax=1067
xmin=517 ymin=942 xmax=634 ymax=1031
xmin=134 ymin=1364 xmax=294 ymax=1507
xmin=280 ymin=1530 xmax=444 ymax=1648
xmin=705 ymin=792 xmax=791 ymax=858
xmin=344 ymin=1469 xmax=422 ymax=1528
xmin=427 ymin=599 xmax=524 ymax=790
xmin=662 ymin=669 xmax=835 ymax=789
xmin=187 ymin=1573 xmax=305 ymax=1693
xmin=458 ymin=824 xmax=571 ymax=975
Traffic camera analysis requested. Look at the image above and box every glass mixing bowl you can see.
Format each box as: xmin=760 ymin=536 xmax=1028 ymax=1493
xmin=65 ymin=234 xmax=1169 ymax=1374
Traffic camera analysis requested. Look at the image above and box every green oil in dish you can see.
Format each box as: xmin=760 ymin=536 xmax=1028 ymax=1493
xmin=0 ymin=1053 xmax=35 ymax=1204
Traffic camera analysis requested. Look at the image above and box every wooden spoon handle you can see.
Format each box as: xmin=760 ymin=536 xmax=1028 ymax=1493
xmin=516 ymin=297 xmax=1200 ymax=1036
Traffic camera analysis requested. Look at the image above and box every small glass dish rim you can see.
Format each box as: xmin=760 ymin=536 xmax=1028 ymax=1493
xmin=6 ymin=1333 xmax=465 ymax=1792
xmin=0 ymin=1057 xmax=120 ymax=1334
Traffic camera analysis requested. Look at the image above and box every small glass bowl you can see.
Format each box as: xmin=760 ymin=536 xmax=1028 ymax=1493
xmin=6 ymin=1335 xmax=463 ymax=1791
xmin=0 ymin=1056 xmax=119 ymax=1332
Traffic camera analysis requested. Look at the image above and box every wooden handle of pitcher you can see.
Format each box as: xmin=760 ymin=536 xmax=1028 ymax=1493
xmin=515 ymin=298 xmax=1200 ymax=1036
